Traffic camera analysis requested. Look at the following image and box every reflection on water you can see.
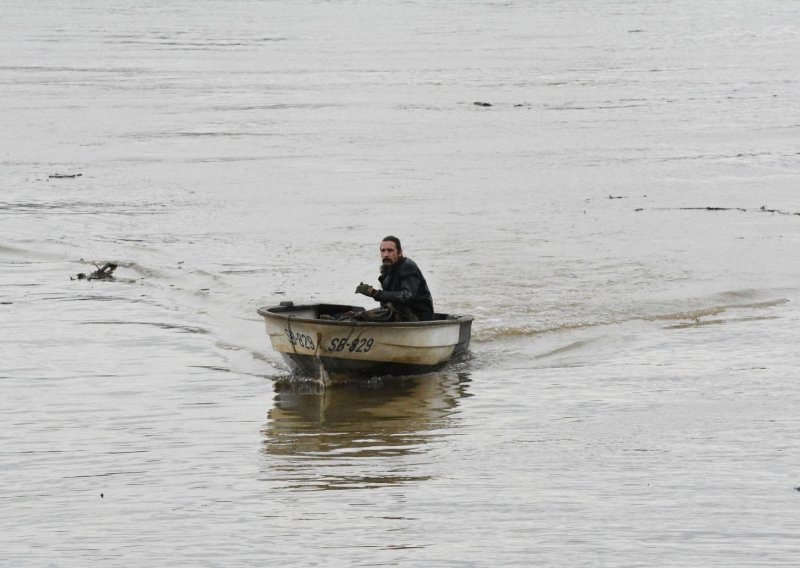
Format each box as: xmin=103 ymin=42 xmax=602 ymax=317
xmin=260 ymin=372 xmax=471 ymax=491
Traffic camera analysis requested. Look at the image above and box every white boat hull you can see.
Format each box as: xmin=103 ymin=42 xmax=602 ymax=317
xmin=258 ymin=302 xmax=472 ymax=384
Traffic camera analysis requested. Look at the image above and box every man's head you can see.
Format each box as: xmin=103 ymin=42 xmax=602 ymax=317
xmin=380 ymin=235 xmax=402 ymax=267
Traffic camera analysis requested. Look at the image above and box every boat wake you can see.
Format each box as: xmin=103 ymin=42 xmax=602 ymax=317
xmin=473 ymin=293 xmax=790 ymax=344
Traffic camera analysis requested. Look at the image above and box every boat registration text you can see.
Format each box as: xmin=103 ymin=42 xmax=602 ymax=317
xmin=284 ymin=328 xmax=375 ymax=353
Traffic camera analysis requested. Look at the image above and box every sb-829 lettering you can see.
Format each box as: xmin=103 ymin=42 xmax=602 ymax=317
xmin=328 ymin=337 xmax=374 ymax=353
xmin=285 ymin=329 xmax=315 ymax=350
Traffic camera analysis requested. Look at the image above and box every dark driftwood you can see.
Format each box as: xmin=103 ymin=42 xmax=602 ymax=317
xmin=72 ymin=263 xmax=117 ymax=281
xmin=634 ymin=206 xmax=800 ymax=216
xmin=49 ymin=173 xmax=82 ymax=179
xmin=758 ymin=205 xmax=800 ymax=216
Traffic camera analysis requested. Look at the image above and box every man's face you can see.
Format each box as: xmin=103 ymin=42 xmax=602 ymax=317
xmin=380 ymin=240 xmax=401 ymax=266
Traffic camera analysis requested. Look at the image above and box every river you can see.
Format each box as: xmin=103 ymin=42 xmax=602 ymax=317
xmin=2 ymin=1 xmax=800 ymax=566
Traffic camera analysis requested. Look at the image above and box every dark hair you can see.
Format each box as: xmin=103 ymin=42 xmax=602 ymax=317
xmin=381 ymin=235 xmax=402 ymax=252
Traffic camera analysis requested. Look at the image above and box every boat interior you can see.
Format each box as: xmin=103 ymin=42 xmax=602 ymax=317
xmin=266 ymin=302 xmax=460 ymax=322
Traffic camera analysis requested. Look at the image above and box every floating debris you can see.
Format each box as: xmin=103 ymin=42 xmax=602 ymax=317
xmin=71 ymin=262 xmax=117 ymax=281
xmin=49 ymin=173 xmax=83 ymax=179
xmin=635 ymin=206 xmax=800 ymax=216
xmin=760 ymin=205 xmax=800 ymax=216
xmin=473 ymin=101 xmax=492 ymax=107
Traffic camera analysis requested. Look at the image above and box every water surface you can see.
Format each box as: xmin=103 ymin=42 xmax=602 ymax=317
xmin=2 ymin=1 xmax=800 ymax=566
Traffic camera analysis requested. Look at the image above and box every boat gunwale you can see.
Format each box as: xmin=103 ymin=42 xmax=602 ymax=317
xmin=257 ymin=303 xmax=473 ymax=329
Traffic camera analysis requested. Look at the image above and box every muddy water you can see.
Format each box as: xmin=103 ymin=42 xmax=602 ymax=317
xmin=2 ymin=1 xmax=800 ymax=566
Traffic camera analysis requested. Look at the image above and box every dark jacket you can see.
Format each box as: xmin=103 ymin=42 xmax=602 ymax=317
xmin=374 ymin=257 xmax=434 ymax=321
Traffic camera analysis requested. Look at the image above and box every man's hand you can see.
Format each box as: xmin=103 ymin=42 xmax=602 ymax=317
xmin=355 ymin=282 xmax=377 ymax=297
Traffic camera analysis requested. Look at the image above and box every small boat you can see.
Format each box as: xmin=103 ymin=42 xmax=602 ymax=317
xmin=257 ymin=302 xmax=473 ymax=385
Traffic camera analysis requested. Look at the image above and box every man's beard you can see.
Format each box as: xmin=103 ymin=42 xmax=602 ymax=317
xmin=380 ymin=256 xmax=401 ymax=275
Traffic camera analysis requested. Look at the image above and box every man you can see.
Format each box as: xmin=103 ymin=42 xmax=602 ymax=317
xmin=355 ymin=236 xmax=434 ymax=322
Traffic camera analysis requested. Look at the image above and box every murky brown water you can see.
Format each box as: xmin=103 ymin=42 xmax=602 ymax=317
xmin=3 ymin=1 xmax=800 ymax=565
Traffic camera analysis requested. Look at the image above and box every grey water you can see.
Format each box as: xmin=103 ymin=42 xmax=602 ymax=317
xmin=2 ymin=1 xmax=800 ymax=565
